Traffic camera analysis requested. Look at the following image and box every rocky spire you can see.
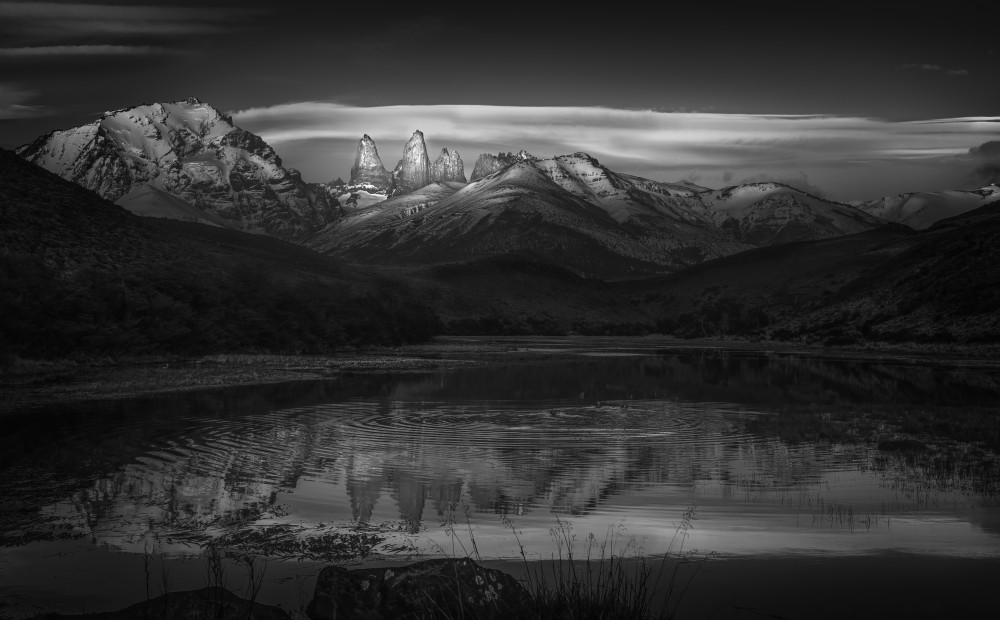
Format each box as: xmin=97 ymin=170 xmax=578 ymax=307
xmin=393 ymin=130 xmax=431 ymax=194
xmin=431 ymin=148 xmax=466 ymax=183
xmin=469 ymin=151 xmax=535 ymax=182
xmin=349 ymin=134 xmax=394 ymax=192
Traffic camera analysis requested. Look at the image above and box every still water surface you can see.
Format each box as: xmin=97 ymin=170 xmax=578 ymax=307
xmin=2 ymin=340 xmax=999 ymax=614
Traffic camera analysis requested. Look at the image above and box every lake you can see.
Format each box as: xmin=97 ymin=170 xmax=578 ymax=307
xmin=2 ymin=338 xmax=999 ymax=618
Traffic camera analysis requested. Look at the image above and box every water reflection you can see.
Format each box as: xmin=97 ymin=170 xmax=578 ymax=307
xmin=1 ymin=347 xmax=999 ymax=564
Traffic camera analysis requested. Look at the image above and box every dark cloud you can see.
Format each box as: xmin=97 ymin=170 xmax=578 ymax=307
xmin=969 ymin=141 xmax=1000 ymax=184
xmin=0 ymin=83 xmax=49 ymax=119
xmin=0 ymin=2 xmax=261 ymax=48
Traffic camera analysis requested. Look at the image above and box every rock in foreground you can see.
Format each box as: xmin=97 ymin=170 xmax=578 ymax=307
xmin=307 ymin=558 xmax=531 ymax=619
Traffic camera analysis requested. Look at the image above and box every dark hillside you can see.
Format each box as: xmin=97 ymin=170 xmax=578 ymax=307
xmin=627 ymin=226 xmax=918 ymax=338
xmin=387 ymin=256 xmax=652 ymax=336
xmin=796 ymin=203 xmax=1000 ymax=343
xmin=630 ymin=205 xmax=1000 ymax=344
xmin=0 ymin=149 xmax=440 ymax=359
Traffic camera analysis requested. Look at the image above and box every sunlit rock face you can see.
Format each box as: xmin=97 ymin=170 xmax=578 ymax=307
xmin=431 ymin=148 xmax=466 ymax=183
xmin=469 ymin=150 xmax=535 ymax=181
xmin=348 ymin=134 xmax=395 ymax=193
xmin=392 ymin=130 xmax=432 ymax=194
xmin=16 ymin=97 xmax=337 ymax=238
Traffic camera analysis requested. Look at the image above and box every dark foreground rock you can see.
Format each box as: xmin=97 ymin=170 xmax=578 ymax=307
xmin=307 ymin=558 xmax=531 ymax=619
xmin=30 ymin=587 xmax=290 ymax=619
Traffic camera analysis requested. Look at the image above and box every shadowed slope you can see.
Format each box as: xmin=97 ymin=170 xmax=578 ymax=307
xmin=0 ymin=148 xmax=439 ymax=357
xmin=631 ymin=196 xmax=1000 ymax=344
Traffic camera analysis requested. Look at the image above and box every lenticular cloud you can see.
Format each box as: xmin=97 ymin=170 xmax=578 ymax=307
xmin=232 ymin=102 xmax=1000 ymax=199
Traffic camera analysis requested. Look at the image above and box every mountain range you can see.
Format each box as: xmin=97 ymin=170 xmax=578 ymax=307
xmin=18 ymin=98 xmax=1000 ymax=274
xmin=6 ymin=96 xmax=1000 ymax=350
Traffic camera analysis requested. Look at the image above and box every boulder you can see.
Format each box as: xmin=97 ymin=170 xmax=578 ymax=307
xmin=307 ymin=558 xmax=531 ymax=619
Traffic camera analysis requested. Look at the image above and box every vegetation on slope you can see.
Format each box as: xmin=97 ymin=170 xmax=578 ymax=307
xmin=632 ymin=204 xmax=1000 ymax=345
xmin=0 ymin=149 xmax=440 ymax=360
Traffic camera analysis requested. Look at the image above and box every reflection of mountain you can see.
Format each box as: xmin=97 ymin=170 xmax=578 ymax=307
xmin=1 ymin=401 xmax=761 ymax=549
xmin=3 ymin=350 xmax=999 ymax=552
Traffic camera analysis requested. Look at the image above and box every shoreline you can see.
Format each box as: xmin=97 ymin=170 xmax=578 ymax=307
xmin=3 ymin=335 xmax=999 ymax=414
xmin=0 ymin=352 xmax=487 ymax=414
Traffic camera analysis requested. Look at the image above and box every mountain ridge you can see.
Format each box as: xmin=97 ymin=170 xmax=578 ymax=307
xmin=313 ymin=152 xmax=889 ymax=277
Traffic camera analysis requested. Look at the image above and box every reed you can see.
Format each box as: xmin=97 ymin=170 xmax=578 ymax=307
xmin=433 ymin=504 xmax=710 ymax=620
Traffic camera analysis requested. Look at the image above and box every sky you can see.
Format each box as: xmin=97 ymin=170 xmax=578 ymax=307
xmin=1 ymin=0 xmax=999 ymax=200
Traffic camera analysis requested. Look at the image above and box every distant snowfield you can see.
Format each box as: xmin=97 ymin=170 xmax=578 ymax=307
xmin=232 ymin=103 xmax=1000 ymax=202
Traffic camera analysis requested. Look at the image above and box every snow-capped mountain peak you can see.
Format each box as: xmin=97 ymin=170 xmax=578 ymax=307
xmin=17 ymin=98 xmax=337 ymax=237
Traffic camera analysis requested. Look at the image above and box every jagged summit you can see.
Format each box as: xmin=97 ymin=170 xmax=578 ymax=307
xmin=393 ymin=130 xmax=432 ymax=194
xmin=432 ymin=148 xmax=466 ymax=183
xmin=343 ymin=131 xmax=467 ymax=197
xmin=349 ymin=134 xmax=394 ymax=191
xmin=17 ymin=97 xmax=337 ymax=237
xmin=469 ymin=150 xmax=537 ymax=181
